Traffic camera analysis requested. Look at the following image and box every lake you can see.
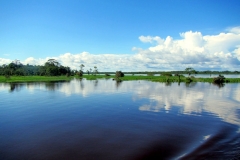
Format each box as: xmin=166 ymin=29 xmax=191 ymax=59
xmin=0 ymin=79 xmax=240 ymax=160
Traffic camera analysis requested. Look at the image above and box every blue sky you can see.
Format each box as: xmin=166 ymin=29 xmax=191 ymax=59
xmin=1 ymin=0 xmax=240 ymax=71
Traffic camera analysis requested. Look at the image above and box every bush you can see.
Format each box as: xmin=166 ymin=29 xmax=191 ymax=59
xmin=186 ymin=77 xmax=192 ymax=83
xmin=161 ymin=72 xmax=172 ymax=76
xmin=76 ymin=71 xmax=83 ymax=77
xmin=213 ymin=75 xmax=225 ymax=84
xmin=115 ymin=71 xmax=124 ymax=78
xmin=147 ymin=72 xmax=155 ymax=76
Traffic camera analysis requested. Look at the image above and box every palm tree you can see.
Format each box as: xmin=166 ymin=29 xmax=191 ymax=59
xmin=80 ymin=64 xmax=84 ymax=72
xmin=94 ymin=66 xmax=98 ymax=75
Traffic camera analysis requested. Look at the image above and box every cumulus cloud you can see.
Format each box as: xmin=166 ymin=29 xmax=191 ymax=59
xmin=0 ymin=58 xmax=11 ymax=65
xmin=24 ymin=57 xmax=46 ymax=66
xmin=135 ymin=28 xmax=240 ymax=70
xmin=1 ymin=27 xmax=240 ymax=71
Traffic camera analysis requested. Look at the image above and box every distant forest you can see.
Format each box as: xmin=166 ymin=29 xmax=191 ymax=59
xmin=0 ymin=59 xmax=239 ymax=76
xmin=0 ymin=59 xmax=73 ymax=76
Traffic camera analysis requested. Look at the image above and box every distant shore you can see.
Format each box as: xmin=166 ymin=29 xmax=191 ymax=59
xmin=1 ymin=75 xmax=240 ymax=83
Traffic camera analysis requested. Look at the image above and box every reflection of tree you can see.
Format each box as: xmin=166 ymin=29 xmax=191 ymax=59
xmin=213 ymin=82 xmax=225 ymax=88
xmin=94 ymin=80 xmax=98 ymax=87
xmin=9 ymin=83 xmax=16 ymax=92
xmin=79 ymin=78 xmax=84 ymax=89
xmin=185 ymin=82 xmax=197 ymax=88
xmin=212 ymin=75 xmax=225 ymax=88
xmin=115 ymin=81 xmax=122 ymax=88
xmin=9 ymin=83 xmax=24 ymax=92
xmin=165 ymin=82 xmax=172 ymax=86
xmin=45 ymin=82 xmax=61 ymax=91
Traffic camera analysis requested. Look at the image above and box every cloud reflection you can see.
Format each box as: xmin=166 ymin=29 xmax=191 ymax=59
xmin=0 ymin=79 xmax=239 ymax=126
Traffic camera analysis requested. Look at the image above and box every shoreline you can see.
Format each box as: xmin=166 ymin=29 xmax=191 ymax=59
xmin=1 ymin=75 xmax=240 ymax=83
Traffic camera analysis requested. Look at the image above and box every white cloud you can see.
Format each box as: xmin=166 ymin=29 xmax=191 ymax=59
xmin=1 ymin=27 xmax=240 ymax=71
xmin=0 ymin=58 xmax=11 ymax=65
xmin=2 ymin=79 xmax=239 ymax=126
xmin=136 ymin=27 xmax=240 ymax=70
xmin=24 ymin=57 xmax=46 ymax=66
xmin=227 ymin=26 xmax=240 ymax=34
xmin=139 ymin=35 xmax=164 ymax=44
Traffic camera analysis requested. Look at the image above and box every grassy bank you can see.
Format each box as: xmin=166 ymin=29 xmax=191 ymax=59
xmin=0 ymin=75 xmax=240 ymax=83
xmin=0 ymin=76 xmax=74 ymax=83
xmin=120 ymin=75 xmax=240 ymax=83
xmin=81 ymin=75 xmax=240 ymax=83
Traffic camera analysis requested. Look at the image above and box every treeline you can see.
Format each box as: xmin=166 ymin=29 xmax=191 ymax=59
xmin=1 ymin=59 xmax=239 ymax=77
xmin=0 ymin=59 xmax=73 ymax=76
xmin=120 ymin=70 xmax=240 ymax=75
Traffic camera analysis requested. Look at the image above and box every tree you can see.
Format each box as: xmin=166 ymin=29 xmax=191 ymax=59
xmin=93 ymin=66 xmax=98 ymax=76
xmin=90 ymin=68 xmax=92 ymax=75
xmin=8 ymin=62 xmax=17 ymax=75
xmin=44 ymin=59 xmax=60 ymax=76
xmin=0 ymin=60 xmax=72 ymax=76
xmin=79 ymin=64 xmax=85 ymax=76
xmin=213 ymin=75 xmax=225 ymax=84
xmin=185 ymin=67 xmax=196 ymax=77
xmin=115 ymin=71 xmax=124 ymax=81
xmin=80 ymin=64 xmax=84 ymax=71
xmin=45 ymin=59 xmax=59 ymax=66
xmin=86 ymin=70 xmax=90 ymax=75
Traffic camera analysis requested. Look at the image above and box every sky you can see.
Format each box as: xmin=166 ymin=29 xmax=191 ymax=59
xmin=0 ymin=0 xmax=240 ymax=71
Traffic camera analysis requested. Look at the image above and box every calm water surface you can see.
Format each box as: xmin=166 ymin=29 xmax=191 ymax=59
xmin=0 ymin=79 xmax=240 ymax=160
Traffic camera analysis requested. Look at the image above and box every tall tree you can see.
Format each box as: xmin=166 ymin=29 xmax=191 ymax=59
xmin=79 ymin=64 xmax=85 ymax=76
xmin=93 ymin=66 xmax=98 ymax=76
xmin=185 ymin=67 xmax=196 ymax=77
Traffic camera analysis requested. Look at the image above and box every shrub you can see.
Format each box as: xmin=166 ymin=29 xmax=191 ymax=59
xmin=186 ymin=77 xmax=192 ymax=83
xmin=76 ymin=71 xmax=83 ymax=77
xmin=213 ymin=75 xmax=225 ymax=84
xmin=147 ymin=72 xmax=155 ymax=76
xmin=161 ymin=72 xmax=172 ymax=76
xmin=115 ymin=71 xmax=124 ymax=78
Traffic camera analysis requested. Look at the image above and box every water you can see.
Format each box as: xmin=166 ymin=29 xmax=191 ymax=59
xmin=0 ymin=79 xmax=240 ymax=160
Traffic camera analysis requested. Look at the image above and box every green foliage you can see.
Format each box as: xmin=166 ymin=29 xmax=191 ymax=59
xmin=115 ymin=71 xmax=124 ymax=78
xmin=147 ymin=72 xmax=155 ymax=76
xmin=76 ymin=70 xmax=83 ymax=77
xmin=161 ymin=72 xmax=172 ymax=76
xmin=185 ymin=67 xmax=196 ymax=76
xmin=115 ymin=71 xmax=124 ymax=82
xmin=79 ymin=64 xmax=85 ymax=76
xmin=0 ymin=59 xmax=71 ymax=76
xmin=186 ymin=77 xmax=193 ymax=83
xmin=0 ymin=76 xmax=73 ymax=83
xmin=213 ymin=75 xmax=225 ymax=84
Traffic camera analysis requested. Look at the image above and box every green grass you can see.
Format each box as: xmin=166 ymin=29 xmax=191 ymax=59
xmin=0 ymin=76 xmax=74 ymax=83
xmin=117 ymin=75 xmax=240 ymax=83
xmin=81 ymin=75 xmax=114 ymax=80
xmin=1 ymin=75 xmax=240 ymax=83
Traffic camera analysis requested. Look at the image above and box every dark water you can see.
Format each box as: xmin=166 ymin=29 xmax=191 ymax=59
xmin=0 ymin=79 xmax=240 ymax=160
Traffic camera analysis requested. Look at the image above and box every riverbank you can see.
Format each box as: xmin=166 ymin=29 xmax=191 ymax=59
xmin=0 ymin=76 xmax=73 ymax=83
xmin=0 ymin=75 xmax=240 ymax=83
xmin=120 ymin=75 xmax=240 ymax=83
